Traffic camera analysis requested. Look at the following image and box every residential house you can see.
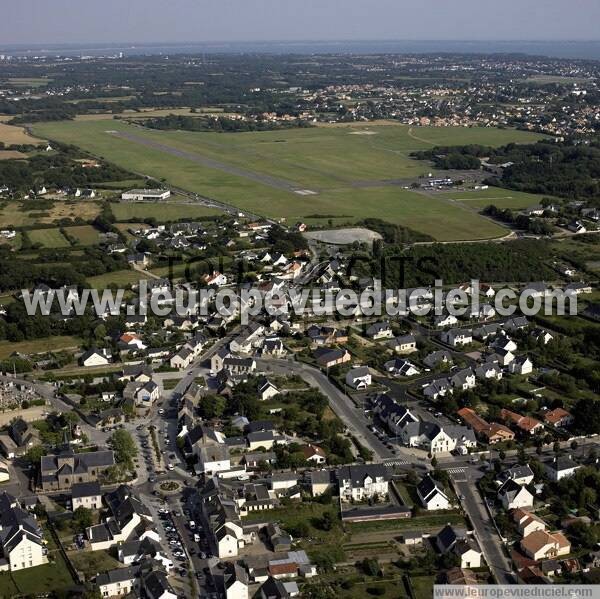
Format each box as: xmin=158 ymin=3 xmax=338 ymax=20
xmin=142 ymin=570 xmax=177 ymax=599
xmin=423 ymin=377 xmax=453 ymax=400
xmin=313 ymin=348 xmax=351 ymax=369
xmin=454 ymin=539 xmax=483 ymax=569
xmin=496 ymin=465 xmax=535 ymax=487
xmin=366 ymin=321 xmax=393 ymax=340
xmin=80 ymin=348 xmax=111 ymax=367
xmin=258 ymin=378 xmax=279 ymax=401
xmin=202 ymin=271 xmax=228 ymax=287
xmin=86 ymin=485 xmax=154 ymax=551
xmin=544 ymin=456 xmax=581 ymax=482
xmin=475 ymin=362 xmax=503 ymax=381
xmin=500 ymin=409 xmax=543 ymax=436
xmin=498 ymin=479 xmax=534 ymax=510
xmin=457 ymin=407 xmax=515 ymax=444
xmin=301 ymin=444 xmax=326 ymax=465
xmin=384 ymin=358 xmax=420 ymax=377
xmin=513 ymin=509 xmax=547 ymax=537
xmin=308 ymin=471 xmax=333 ymax=497
xmin=224 ymin=561 xmax=249 ymax=599
xmin=450 ymin=368 xmax=476 ymax=391
xmin=508 ymin=356 xmax=534 ymax=375
xmin=170 ymin=347 xmax=194 ymax=370
xmin=95 ymin=566 xmax=138 ymax=598
xmin=0 ymin=492 xmax=46 ymax=571
xmin=416 ymin=474 xmax=451 ymax=511
xmin=389 ymin=334 xmax=417 ymax=354
xmin=423 ymin=350 xmax=453 ymax=370
xmin=118 ymin=537 xmax=173 ymax=571
xmin=434 ymin=314 xmax=458 ymax=328
xmin=345 ymin=366 xmax=372 ymax=389
xmin=544 ymin=408 xmax=574 ymax=428
xmin=521 ymin=530 xmax=570 ymax=561
xmin=442 ymin=329 xmax=473 ymax=347
xmin=198 ymin=445 xmax=231 ymax=476
xmin=71 ymin=481 xmax=102 ymax=510
xmin=336 ymin=464 xmax=390 ymax=503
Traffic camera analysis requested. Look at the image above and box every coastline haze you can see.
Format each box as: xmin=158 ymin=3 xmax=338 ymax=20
xmin=1 ymin=0 xmax=600 ymax=47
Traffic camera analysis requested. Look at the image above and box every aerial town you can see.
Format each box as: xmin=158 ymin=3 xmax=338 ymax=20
xmin=1 ymin=5 xmax=600 ymax=599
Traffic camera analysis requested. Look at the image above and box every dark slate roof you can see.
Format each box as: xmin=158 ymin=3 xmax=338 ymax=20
xmin=71 ymin=481 xmax=102 ymax=499
xmin=437 ymin=524 xmax=459 ymax=552
xmin=96 ymin=566 xmax=138 ymax=586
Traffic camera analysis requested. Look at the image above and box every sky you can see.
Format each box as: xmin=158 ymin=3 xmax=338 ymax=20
xmin=1 ymin=0 xmax=599 ymax=46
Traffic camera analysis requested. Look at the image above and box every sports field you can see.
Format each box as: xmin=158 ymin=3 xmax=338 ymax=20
xmin=33 ymin=119 xmax=546 ymax=241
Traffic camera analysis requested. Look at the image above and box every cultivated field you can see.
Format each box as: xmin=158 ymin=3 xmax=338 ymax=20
xmin=0 ymin=121 xmax=45 ymax=145
xmin=0 ymin=150 xmax=27 ymax=160
xmin=33 ymin=119 xmax=546 ymax=241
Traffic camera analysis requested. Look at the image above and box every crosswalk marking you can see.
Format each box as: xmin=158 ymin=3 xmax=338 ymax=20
xmin=384 ymin=460 xmax=410 ymax=466
xmin=447 ymin=467 xmax=467 ymax=474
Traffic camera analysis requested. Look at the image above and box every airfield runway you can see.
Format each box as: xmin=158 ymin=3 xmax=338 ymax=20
xmin=109 ymin=129 xmax=305 ymax=193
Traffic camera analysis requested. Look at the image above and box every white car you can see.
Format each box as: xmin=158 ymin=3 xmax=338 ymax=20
xmin=158 ymin=408 xmax=165 ymax=415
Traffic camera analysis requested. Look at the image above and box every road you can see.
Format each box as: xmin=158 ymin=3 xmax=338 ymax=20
xmin=451 ymin=468 xmax=515 ymax=584
xmin=255 ymin=357 xmax=395 ymax=460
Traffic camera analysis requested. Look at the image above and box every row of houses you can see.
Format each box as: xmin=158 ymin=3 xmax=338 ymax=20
xmin=373 ymin=394 xmax=476 ymax=454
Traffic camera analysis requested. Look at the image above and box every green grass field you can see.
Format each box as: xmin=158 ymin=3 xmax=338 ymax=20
xmin=111 ymin=201 xmax=221 ymax=221
xmin=34 ymin=119 xmax=546 ymax=240
xmin=28 ymin=228 xmax=70 ymax=248
xmin=66 ymin=224 xmax=102 ymax=245
xmin=87 ymin=269 xmax=147 ymax=289
xmin=442 ymin=186 xmax=556 ymax=210
xmin=0 ymin=335 xmax=82 ymax=359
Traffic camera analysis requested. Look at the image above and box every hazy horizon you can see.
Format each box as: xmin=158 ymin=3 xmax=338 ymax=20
xmin=2 ymin=0 xmax=600 ymax=47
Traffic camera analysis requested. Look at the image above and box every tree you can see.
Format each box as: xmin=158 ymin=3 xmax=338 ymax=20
xmin=73 ymin=506 xmax=93 ymax=530
xmin=108 ymin=429 xmax=137 ymax=469
xmin=317 ymin=511 xmax=335 ymax=531
xmin=197 ymin=394 xmax=226 ymax=419
xmin=361 ymin=557 xmax=381 ymax=577
xmin=25 ymin=445 xmax=45 ymax=465
xmin=574 ymin=397 xmax=600 ymax=434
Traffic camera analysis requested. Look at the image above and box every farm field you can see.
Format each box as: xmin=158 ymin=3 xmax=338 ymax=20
xmin=0 ymin=200 xmax=101 ymax=228
xmin=33 ymin=119 xmax=546 ymax=240
xmin=28 ymin=227 xmax=70 ymax=248
xmin=0 ymin=120 xmax=45 ymax=145
xmin=111 ymin=201 xmax=221 ymax=222
xmin=0 ymin=150 xmax=27 ymax=160
xmin=442 ymin=186 xmax=555 ymax=210
xmin=0 ymin=335 xmax=82 ymax=359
